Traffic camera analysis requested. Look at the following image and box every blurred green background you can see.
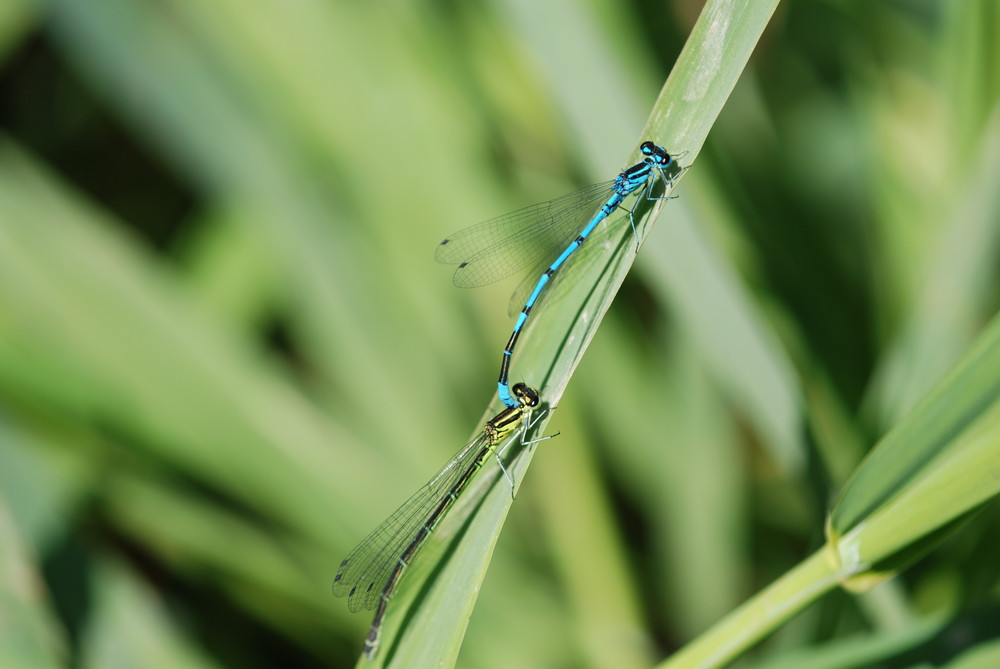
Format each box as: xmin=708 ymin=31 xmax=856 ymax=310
xmin=1 ymin=0 xmax=1000 ymax=667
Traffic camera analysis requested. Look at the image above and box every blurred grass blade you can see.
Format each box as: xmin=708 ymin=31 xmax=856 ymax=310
xmin=945 ymin=638 xmax=1000 ymax=669
xmin=661 ymin=309 xmax=1000 ymax=668
xmin=0 ymin=0 xmax=34 ymax=64
xmin=103 ymin=475 xmax=339 ymax=644
xmin=828 ymin=310 xmax=1000 ymax=581
xmin=0 ymin=497 xmax=65 ymax=669
xmin=867 ymin=112 xmax=1000 ymax=426
xmin=829 ymin=308 xmax=1000 ymax=539
xmin=659 ymin=549 xmax=841 ymax=669
xmin=743 ymin=615 xmax=947 ymax=669
xmin=82 ymin=562 xmax=224 ymax=669
xmin=643 ymin=197 xmax=804 ymax=472
xmin=497 ymin=0 xmax=658 ymax=165
xmin=373 ymin=0 xmax=780 ymax=664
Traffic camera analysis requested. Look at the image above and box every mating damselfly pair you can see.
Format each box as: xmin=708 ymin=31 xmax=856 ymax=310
xmin=334 ymin=140 xmax=684 ymax=660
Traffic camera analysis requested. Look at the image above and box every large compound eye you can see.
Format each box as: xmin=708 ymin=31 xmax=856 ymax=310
xmin=645 ymin=142 xmax=672 ymax=165
xmin=512 ymin=383 xmax=540 ymax=407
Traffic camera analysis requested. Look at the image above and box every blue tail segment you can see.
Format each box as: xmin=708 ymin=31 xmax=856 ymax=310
xmin=437 ymin=141 xmax=681 ymax=407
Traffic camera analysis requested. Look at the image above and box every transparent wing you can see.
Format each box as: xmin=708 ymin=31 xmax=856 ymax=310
xmin=504 ymin=206 xmax=624 ymax=317
xmin=435 ymin=181 xmax=616 ymax=288
xmin=332 ymin=431 xmax=495 ymax=612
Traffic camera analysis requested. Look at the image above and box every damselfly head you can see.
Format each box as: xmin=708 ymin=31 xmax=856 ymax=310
xmin=640 ymin=141 xmax=672 ymax=167
xmin=511 ymin=383 xmax=540 ymax=408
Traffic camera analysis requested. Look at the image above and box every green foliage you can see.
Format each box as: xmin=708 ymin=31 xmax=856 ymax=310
xmin=1 ymin=0 xmax=999 ymax=668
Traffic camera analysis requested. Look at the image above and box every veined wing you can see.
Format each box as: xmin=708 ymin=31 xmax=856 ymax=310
xmin=332 ymin=430 xmax=498 ymax=613
xmin=435 ymin=181 xmax=615 ymax=288
xmin=503 ymin=207 xmax=625 ymax=318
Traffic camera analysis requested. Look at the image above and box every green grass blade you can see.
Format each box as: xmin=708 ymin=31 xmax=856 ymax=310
xmin=658 ymin=549 xmax=840 ymax=669
xmin=0 ymin=140 xmax=363 ymax=547
xmin=829 ymin=309 xmax=1000 ymax=545
xmin=512 ymin=0 xmax=781 ymax=411
xmin=745 ymin=616 xmax=947 ymax=669
xmin=827 ymin=312 xmax=1000 ymax=583
xmin=372 ymin=0 xmax=780 ymax=664
xmin=358 ymin=428 xmax=550 ymax=668
xmin=658 ymin=308 xmax=1000 ymax=668
xmin=945 ymin=638 xmax=1000 ymax=669
xmin=82 ymin=563 xmax=225 ymax=669
xmin=642 ymin=196 xmax=804 ymax=471
xmin=0 ymin=0 xmax=34 ymax=64
xmin=866 ymin=114 xmax=1000 ymax=425
xmin=0 ymin=499 xmax=65 ymax=668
